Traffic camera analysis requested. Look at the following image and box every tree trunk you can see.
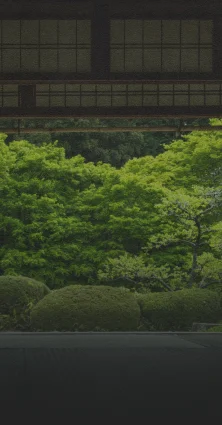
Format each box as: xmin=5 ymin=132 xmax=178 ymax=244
xmin=188 ymin=218 xmax=201 ymax=287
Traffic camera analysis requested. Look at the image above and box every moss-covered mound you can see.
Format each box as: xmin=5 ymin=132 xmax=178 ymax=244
xmin=30 ymin=285 xmax=140 ymax=332
xmin=135 ymin=288 xmax=222 ymax=332
xmin=0 ymin=275 xmax=50 ymax=331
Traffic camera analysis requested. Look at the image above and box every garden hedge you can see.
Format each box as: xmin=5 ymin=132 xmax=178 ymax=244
xmin=0 ymin=275 xmax=50 ymax=331
xmin=135 ymin=288 xmax=222 ymax=331
xmin=205 ymin=325 xmax=222 ymax=332
xmin=30 ymin=284 xmax=140 ymax=331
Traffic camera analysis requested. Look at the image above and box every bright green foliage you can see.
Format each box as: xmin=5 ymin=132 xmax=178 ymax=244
xmin=97 ymin=124 xmax=222 ymax=292
xmin=141 ymin=186 xmax=222 ymax=288
xmin=197 ymin=253 xmax=222 ymax=287
xmin=0 ymin=122 xmax=222 ymax=293
xmin=0 ymin=136 xmax=118 ymax=287
xmin=30 ymin=285 xmax=140 ymax=332
xmin=135 ymin=289 xmax=222 ymax=331
xmin=123 ymin=119 xmax=222 ymax=190
xmin=97 ymin=185 xmax=222 ymax=292
xmin=209 ymin=221 xmax=222 ymax=254
xmin=100 ymin=174 xmax=166 ymax=254
xmin=0 ymin=275 xmax=50 ymax=330
xmin=97 ymin=251 xmax=187 ymax=293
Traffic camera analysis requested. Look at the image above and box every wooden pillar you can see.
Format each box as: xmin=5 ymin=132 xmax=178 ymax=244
xmin=91 ymin=1 xmax=110 ymax=79
xmin=18 ymin=85 xmax=36 ymax=108
xmin=213 ymin=17 xmax=222 ymax=76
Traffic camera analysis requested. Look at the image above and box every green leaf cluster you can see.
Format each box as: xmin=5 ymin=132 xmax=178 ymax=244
xmin=0 ymin=119 xmax=221 ymax=293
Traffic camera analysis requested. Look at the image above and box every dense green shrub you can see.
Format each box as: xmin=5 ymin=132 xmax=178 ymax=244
xmin=205 ymin=325 xmax=222 ymax=332
xmin=30 ymin=285 xmax=140 ymax=332
xmin=208 ymin=285 xmax=222 ymax=307
xmin=0 ymin=314 xmax=16 ymax=331
xmin=135 ymin=289 xmax=222 ymax=331
xmin=0 ymin=275 xmax=50 ymax=330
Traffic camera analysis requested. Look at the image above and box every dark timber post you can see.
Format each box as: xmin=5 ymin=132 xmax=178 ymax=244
xmin=91 ymin=1 xmax=110 ymax=79
xmin=18 ymin=85 xmax=36 ymax=108
xmin=213 ymin=17 xmax=222 ymax=76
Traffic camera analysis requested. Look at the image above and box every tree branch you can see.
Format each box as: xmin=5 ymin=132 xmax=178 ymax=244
xmin=177 ymin=239 xmax=196 ymax=247
xmin=199 ymin=241 xmax=209 ymax=247
xmin=104 ymin=273 xmax=174 ymax=292
xmin=148 ymin=274 xmax=174 ymax=292
xmin=198 ymin=203 xmax=220 ymax=217
xmin=107 ymin=276 xmax=137 ymax=285
xmin=201 ymin=280 xmax=222 ymax=288
xmin=198 ymin=275 xmax=207 ymax=288
xmin=188 ymin=217 xmax=201 ymax=287
xmin=145 ymin=238 xmax=194 ymax=252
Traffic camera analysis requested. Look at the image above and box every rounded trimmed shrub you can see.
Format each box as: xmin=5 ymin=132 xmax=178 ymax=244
xmin=0 ymin=275 xmax=50 ymax=330
xmin=30 ymin=285 xmax=140 ymax=332
xmin=135 ymin=288 xmax=222 ymax=332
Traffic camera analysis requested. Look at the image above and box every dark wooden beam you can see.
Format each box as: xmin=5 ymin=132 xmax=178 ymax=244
xmin=109 ymin=0 xmax=222 ymax=18
xmin=109 ymin=73 xmax=218 ymax=82
xmin=1 ymin=73 xmax=93 ymax=83
xmin=0 ymin=74 xmax=219 ymax=82
xmin=0 ymin=106 xmax=221 ymax=118
xmin=0 ymin=0 xmax=220 ymax=19
xmin=2 ymin=126 xmax=222 ymax=134
xmin=1 ymin=79 xmax=222 ymax=84
xmin=1 ymin=73 xmax=220 ymax=83
xmin=0 ymin=0 xmax=92 ymax=19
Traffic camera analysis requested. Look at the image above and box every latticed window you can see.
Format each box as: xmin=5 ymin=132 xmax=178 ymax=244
xmin=110 ymin=20 xmax=213 ymax=73
xmin=0 ymin=20 xmax=91 ymax=73
xmin=32 ymin=83 xmax=222 ymax=108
